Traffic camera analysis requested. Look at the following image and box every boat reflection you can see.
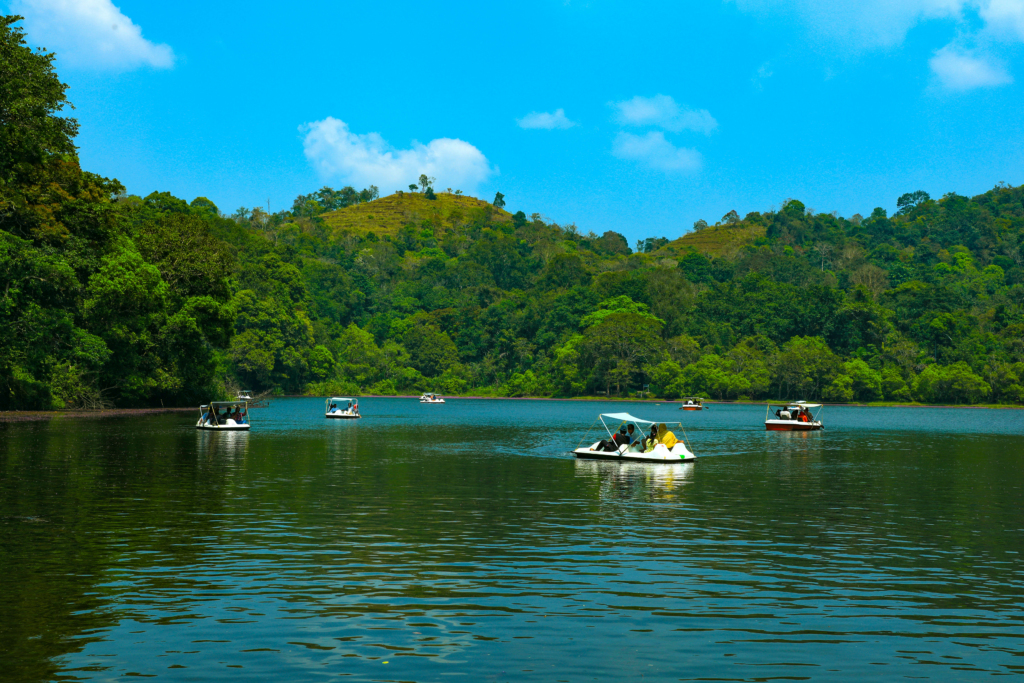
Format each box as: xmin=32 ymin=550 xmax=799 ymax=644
xmin=195 ymin=427 xmax=249 ymax=460
xmin=575 ymin=459 xmax=694 ymax=501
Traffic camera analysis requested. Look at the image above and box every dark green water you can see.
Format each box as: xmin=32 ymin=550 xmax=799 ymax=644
xmin=2 ymin=399 xmax=1023 ymax=682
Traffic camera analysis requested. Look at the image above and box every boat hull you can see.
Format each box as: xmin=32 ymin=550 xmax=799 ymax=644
xmin=765 ymin=420 xmax=823 ymax=431
xmin=196 ymin=423 xmax=250 ymax=431
xmin=574 ymin=449 xmax=695 ymax=463
xmin=573 ymin=440 xmax=695 ymax=463
xmin=326 ymin=413 xmax=360 ymax=419
xmin=680 ymin=406 xmax=703 ymax=411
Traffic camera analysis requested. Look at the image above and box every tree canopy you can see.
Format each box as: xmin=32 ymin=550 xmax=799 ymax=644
xmin=3 ymin=14 xmax=1023 ymax=409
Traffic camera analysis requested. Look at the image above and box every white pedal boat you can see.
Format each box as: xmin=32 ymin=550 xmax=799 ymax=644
xmin=765 ymin=402 xmax=824 ymax=431
xmin=326 ymin=396 xmax=361 ymax=419
xmin=420 ymin=392 xmax=445 ymax=404
xmin=573 ymin=412 xmax=695 ymax=463
xmin=196 ymin=401 xmax=251 ymax=431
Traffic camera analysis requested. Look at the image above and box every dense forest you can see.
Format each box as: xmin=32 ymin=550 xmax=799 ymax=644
xmin=2 ymin=15 xmax=1023 ymax=410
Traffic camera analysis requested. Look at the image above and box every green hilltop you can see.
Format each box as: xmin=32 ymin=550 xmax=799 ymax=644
xmin=321 ymin=191 xmax=512 ymax=238
xmin=656 ymin=219 xmax=767 ymax=259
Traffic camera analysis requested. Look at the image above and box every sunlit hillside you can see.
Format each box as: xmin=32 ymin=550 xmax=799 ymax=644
xmin=658 ymin=220 xmax=766 ymax=258
xmin=320 ymin=191 xmax=513 ymax=237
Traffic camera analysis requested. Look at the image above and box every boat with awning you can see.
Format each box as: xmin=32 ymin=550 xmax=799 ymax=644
xmin=196 ymin=401 xmax=251 ymax=431
xmin=325 ymin=397 xmax=361 ymax=419
xmin=572 ymin=412 xmax=696 ymax=463
xmin=765 ymin=402 xmax=824 ymax=431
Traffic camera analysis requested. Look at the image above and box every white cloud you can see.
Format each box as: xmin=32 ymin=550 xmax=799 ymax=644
xmin=517 ymin=108 xmax=577 ymax=130
xmin=611 ymin=132 xmax=703 ymax=173
xmin=929 ymin=44 xmax=1013 ymax=89
xmin=611 ymin=95 xmax=718 ymax=134
xmin=980 ymin=0 xmax=1024 ymax=40
xmin=12 ymin=0 xmax=174 ymax=70
xmin=301 ymin=117 xmax=495 ymax=192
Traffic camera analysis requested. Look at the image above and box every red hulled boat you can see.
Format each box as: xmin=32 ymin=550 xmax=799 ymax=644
xmin=765 ymin=402 xmax=823 ymax=431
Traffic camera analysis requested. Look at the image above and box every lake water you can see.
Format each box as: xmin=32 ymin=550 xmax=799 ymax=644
xmin=2 ymin=399 xmax=1024 ymax=682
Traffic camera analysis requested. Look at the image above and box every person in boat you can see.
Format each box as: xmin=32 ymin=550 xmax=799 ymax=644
xmin=353 ymin=400 xmax=360 ymax=416
xmin=798 ymin=408 xmax=811 ymax=423
xmin=231 ymin=406 xmax=243 ymax=422
xmin=643 ymin=425 xmax=659 ymax=452
xmin=596 ymin=426 xmax=628 ymax=452
xmin=626 ymin=424 xmax=638 ymax=446
xmin=659 ymin=424 xmax=678 ymax=449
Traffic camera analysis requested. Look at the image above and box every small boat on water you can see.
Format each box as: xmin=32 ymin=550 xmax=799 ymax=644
xmin=196 ymin=401 xmax=250 ymax=431
xmin=573 ymin=413 xmax=696 ymax=463
xmin=325 ymin=397 xmax=360 ymax=419
xmin=765 ymin=402 xmax=823 ymax=431
xmin=236 ymin=389 xmax=269 ymax=408
xmin=679 ymin=397 xmax=705 ymax=411
xmin=420 ymin=392 xmax=445 ymax=404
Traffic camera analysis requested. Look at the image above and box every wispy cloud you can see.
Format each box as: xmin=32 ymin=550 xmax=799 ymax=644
xmin=516 ymin=108 xmax=577 ymax=130
xmin=610 ymin=95 xmax=717 ymax=134
xmin=611 ymin=132 xmax=703 ymax=173
xmin=730 ymin=0 xmax=1024 ymax=90
xmin=12 ymin=0 xmax=174 ymax=70
xmin=929 ymin=44 xmax=1013 ymax=90
xmin=726 ymin=0 xmax=964 ymax=49
xmin=752 ymin=62 xmax=773 ymax=90
xmin=301 ymin=117 xmax=495 ymax=192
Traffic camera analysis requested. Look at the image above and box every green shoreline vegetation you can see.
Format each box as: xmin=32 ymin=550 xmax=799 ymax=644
xmin=3 ymin=15 xmax=1024 ymax=412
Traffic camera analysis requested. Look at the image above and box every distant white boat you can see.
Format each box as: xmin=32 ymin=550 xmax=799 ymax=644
xmin=325 ymin=397 xmax=360 ymax=419
xmin=573 ymin=413 xmax=695 ymax=463
xmin=420 ymin=393 xmax=445 ymax=404
xmin=236 ymin=389 xmax=253 ymax=401
xmin=196 ymin=401 xmax=251 ymax=431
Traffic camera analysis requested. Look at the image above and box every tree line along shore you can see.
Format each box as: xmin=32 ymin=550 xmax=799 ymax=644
xmin=2 ymin=15 xmax=1023 ymax=412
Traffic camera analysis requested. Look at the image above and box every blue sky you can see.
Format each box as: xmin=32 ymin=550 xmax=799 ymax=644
xmin=6 ymin=0 xmax=1024 ymax=242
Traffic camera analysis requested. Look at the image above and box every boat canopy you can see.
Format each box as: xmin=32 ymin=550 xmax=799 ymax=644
xmin=327 ymin=397 xmax=354 ymax=402
xmin=201 ymin=401 xmax=246 ymax=408
xmin=600 ymin=412 xmax=660 ymax=425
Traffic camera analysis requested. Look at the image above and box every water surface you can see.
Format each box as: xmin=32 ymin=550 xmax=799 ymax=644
xmin=2 ymin=399 xmax=1023 ymax=681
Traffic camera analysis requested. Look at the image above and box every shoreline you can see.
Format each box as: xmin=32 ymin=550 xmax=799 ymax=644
xmin=304 ymin=394 xmax=1024 ymax=409
xmin=4 ymin=397 xmax=1020 ymax=423
xmin=0 ymin=407 xmax=195 ymax=423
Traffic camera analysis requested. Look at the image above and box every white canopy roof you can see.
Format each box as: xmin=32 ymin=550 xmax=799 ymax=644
xmin=601 ymin=412 xmax=658 ymax=425
xmin=328 ymin=397 xmax=354 ymax=402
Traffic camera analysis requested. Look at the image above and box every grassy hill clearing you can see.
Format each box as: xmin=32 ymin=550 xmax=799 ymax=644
xmin=321 ymin=191 xmax=512 ymax=238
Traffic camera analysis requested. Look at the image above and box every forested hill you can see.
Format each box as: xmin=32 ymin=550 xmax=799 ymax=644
xmin=2 ymin=15 xmax=1024 ymax=410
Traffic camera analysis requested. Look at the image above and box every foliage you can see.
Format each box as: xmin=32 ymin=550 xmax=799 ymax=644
xmin=4 ymin=15 xmax=1024 ymax=408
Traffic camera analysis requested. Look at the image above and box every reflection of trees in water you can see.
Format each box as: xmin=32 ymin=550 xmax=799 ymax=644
xmin=574 ymin=459 xmax=694 ymax=503
xmin=0 ymin=416 xmax=235 ymax=680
